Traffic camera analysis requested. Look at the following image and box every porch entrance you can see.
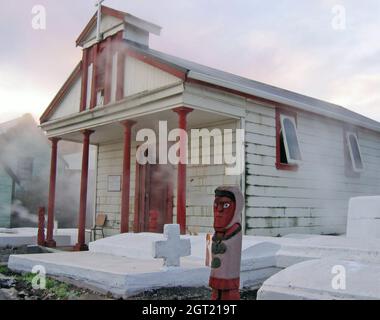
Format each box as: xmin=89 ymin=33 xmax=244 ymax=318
xmin=134 ymin=162 xmax=174 ymax=233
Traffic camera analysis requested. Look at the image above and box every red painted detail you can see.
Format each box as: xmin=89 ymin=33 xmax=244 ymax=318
xmin=37 ymin=207 xmax=46 ymax=246
xmin=75 ymin=130 xmax=94 ymax=251
xmin=104 ymin=37 xmax=112 ymax=105
xmin=209 ymin=277 xmax=241 ymax=291
xmin=275 ymin=107 xmax=299 ymax=171
xmin=45 ymin=137 xmax=60 ymax=248
xmin=148 ymin=210 xmax=159 ymax=233
xmin=120 ymin=120 xmax=136 ymax=233
xmin=134 ymin=150 xmax=174 ymax=233
xmin=211 ymin=288 xmax=240 ymax=300
xmin=40 ymin=63 xmax=82 ymax=123
xmin=173 ymin=107 xmax=193 ymax=235
xmin=101 ymin=6 xmax=127 ymax=20
xmin=125 ymin=48 xmax=187 ymax=81
xmin=76 ymin=5 xmax=128 ymax=47
xmin=116 ymin=47 xmax=125 ymax=101
xmin=90 ymin=44 xmax=99 ymax=109
xmin=186 ymin=78 xmax=277 ymax=106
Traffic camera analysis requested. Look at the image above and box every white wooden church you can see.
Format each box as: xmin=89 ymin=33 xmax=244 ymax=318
xmin=39 ymin=5 xmax=380 ymax=249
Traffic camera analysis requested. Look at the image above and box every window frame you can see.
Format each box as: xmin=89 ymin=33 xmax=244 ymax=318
xmin=275 ymin=107 xmax=301 ymax=171
xmin=345 ymin=130 xmax=365 ymax=174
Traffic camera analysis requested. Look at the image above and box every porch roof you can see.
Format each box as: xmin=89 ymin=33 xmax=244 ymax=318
xmin=51 ymin=108 xmax=236 ymax=145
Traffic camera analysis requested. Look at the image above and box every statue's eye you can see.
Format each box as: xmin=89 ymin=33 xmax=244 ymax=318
xmin=223 ymin=203 xmax=230 ymax=209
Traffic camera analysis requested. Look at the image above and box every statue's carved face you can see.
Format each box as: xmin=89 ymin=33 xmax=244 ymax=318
xmin=213 ymin=196 xmax=236 ymax=231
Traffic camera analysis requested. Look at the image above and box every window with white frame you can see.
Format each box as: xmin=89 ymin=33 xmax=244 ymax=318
xmin=346 ymin=131 xmax=364 ymax=173
xmin=279 ymin=114 xmax=302 ymax=165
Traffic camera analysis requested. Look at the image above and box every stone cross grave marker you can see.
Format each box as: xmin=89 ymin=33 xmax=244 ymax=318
xmin=152 ymin=224 xmax=191 ymax=267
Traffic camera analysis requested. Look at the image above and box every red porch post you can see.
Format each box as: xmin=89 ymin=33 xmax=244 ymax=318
xmin=45 ymin=137 xmax=60 ymax=247
xmin=173 ymin=107 xmax=193 ymax=234
xmin=120 ymin=120 xmax=136 ymax=233
xmin=38 ymin=207 xmax=46 ymax=246
xmin=75 ymin=130 xmax=94 ymax=251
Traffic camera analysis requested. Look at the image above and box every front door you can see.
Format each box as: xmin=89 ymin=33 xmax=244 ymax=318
xmin=134 ymin=162 xmax=174 ymax=233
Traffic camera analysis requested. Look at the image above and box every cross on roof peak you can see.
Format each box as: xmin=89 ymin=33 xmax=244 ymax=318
xmin=95 ymin=0 xmax=105 ymax=41
xmin=153 ymin=224 xmax=191 ymax=268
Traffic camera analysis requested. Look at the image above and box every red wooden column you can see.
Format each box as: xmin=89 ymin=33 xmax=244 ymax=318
xmin=173 ymin=107 xmax=193 ymax=234
xmin=45 ymin=137 xmax=60 ymax=247
xmin=38 ymin=207 xmax=46 ymax=246
xmin=75 ymin=130 xmax=94 ymax=251
xmin=120 ymin=120 xmax=136 ymax=233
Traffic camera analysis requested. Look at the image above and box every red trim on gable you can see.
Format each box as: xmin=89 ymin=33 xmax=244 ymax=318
xmin=187 ymin=78 xmax=280 ymax=108
xmin=275 ymin=107 xmax=299 ymax=171
xmin=101 ymin=6 xmax=127 ymax=20
xmin=40 ymin=62 xmax=82 ymax=123
xmin=76 ymin=6 xmax=128 ymax=47
xmin=125 ymin=48 xmax=187 ymax=81
xmin=104 ymin=37 xmax=113 ymax=105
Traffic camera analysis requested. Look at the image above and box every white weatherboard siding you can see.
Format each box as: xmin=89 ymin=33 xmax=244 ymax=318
xmin=96 ymin=141 xmax=134 ymax=236
xmin=96 ymin=120 xmax=240 ymax=236
xmin=245 ymin=102 xmax=380 ymax=237
xmin=187 ymin=120 xmax=240 ymax=233
xmin=50 ymin=76 xmax=81 ymax=120
xmin=124 ymin=56 xmax=181 ymax=97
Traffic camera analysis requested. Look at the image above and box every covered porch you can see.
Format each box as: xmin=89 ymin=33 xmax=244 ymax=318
xmin=42 ymin=106 xmax=242 ymax=250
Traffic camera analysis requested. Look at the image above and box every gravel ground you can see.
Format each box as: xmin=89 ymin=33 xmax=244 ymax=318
xmin=129 ymin=287 xmax=258 ymax=300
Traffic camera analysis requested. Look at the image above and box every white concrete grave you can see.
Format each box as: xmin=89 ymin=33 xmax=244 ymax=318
xmin=0 ymin=228 xmax=77 ymax=247
xmin=9 ymin=196 xmax=380 ymax=300
xmin=152 ymin=224 xmax=191 ymax=267
xmin=346 ymin=196 xmax=380 ymax=239
xmin=257 ymin=258 xmax=380 ymax=300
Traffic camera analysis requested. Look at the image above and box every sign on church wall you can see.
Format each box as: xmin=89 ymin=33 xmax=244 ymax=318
xmin=107 ymin=175 xmax=121 ymax=192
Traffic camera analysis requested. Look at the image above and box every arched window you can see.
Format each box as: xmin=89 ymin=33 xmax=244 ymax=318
xmin=346 ymin=131 xmax=364 ymax=173
xmin=276 ymin=108 xmax=302 ymax=170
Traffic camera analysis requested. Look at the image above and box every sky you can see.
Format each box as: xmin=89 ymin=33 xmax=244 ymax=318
xmin=0 ymin=0 xmax=379 ymax=123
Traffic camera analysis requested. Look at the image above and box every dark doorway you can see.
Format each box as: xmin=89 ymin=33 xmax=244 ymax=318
xmin=134 ymin=162 xmax=174 ymax=233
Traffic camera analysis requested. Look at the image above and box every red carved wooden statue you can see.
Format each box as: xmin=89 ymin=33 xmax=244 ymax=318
xmin=209 ymin=186 xmax=244 ymax=300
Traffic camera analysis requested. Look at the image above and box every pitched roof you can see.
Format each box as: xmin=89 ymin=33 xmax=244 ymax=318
xmin=127 ymin=42 xmax=380 ymax=132
xmin=40 ymin=62 xmax=82 ymax=123
xmin=76 ymin=6 xmax=161 ymax=47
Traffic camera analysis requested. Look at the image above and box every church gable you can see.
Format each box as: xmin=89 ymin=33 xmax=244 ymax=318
xmin=124 ymin=55 xmax=182 ymax=97
xmin=79 ymin=15 xmax=124 ymax=49
xmin=49 ymin=75 xmax=82 ymax=121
